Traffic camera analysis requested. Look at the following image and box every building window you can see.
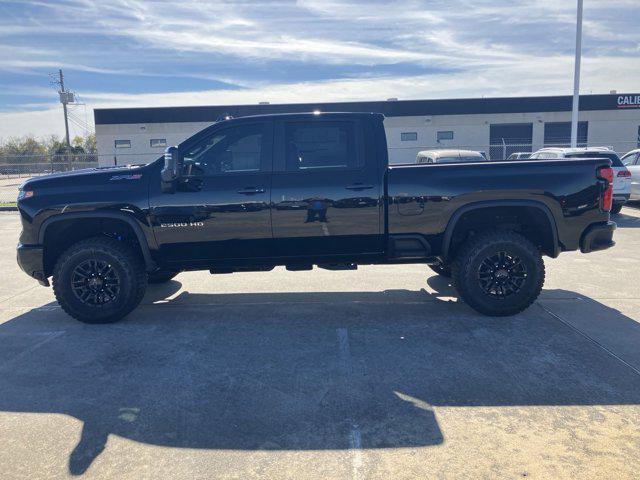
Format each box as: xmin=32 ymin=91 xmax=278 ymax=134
xmin=544 ymin=122 xmax=588 ymax=147
xmin=401 ymin=132 xmax=418 ymax=141
xmin=437 ymin=131 xmax=454 ymax=141
xmin=114 ymin=139 xmax=131 ymax=149
xmin=150 ymin=138 xmax=167 ymax=148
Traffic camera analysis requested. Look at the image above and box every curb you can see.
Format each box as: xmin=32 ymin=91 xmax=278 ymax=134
xmin=0 ymin=206 xmax=17 ymax=211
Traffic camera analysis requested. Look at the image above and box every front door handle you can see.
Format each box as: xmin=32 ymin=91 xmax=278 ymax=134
xmin=346 ymin=183 xmax=374 ymax=191
xmin=237 ymin=187 xmax=266 ymax=195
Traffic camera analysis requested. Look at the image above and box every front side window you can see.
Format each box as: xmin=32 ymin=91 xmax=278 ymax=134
xmin=285 ymin=121 xmax=359 ymax=171
xmin=182 ymin=124 xmax=265 ymax=175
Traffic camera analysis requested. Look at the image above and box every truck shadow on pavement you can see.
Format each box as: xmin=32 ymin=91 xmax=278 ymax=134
xmin=1 ymin=279 xmax=640 ymax=475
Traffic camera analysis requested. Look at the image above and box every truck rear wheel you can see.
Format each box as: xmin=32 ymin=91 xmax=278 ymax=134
xmin=52 ymin=237 xmax=147 ymax=323
xmin=451 ymin=230 xmax=544 ymax=316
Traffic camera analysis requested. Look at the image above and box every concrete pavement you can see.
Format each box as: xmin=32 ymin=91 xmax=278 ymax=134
xmin=1 ymin=207 xmax=640 ymax=479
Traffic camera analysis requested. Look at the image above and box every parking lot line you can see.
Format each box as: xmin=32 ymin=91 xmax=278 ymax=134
xmin=337 ymin=328 xmax=364 ymax=480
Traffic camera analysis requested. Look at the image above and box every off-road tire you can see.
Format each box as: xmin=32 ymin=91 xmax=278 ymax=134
xmin=428 ymin=262 xmax=451 ymax=277
xmin=147 ymin=269 xmax=179 ymax=284
xmin=52 ymin=237 xmax=147 ymax=323
xmin=610 ymin=204 xmax=623 ymax=215
xmin=451 ymin=230 xmax=545 ymax=316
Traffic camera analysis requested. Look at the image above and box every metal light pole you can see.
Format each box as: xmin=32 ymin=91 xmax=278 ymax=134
xmin=570 ymin=0 xmax=583 ymax=148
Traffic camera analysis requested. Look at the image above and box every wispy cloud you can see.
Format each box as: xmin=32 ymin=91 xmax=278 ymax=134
xmin=0 ymin=0 xmax=638 ymax=138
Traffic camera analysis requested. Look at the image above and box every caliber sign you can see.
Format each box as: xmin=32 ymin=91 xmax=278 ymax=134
xmin=617 ymin=95 xmax=640 ymax=108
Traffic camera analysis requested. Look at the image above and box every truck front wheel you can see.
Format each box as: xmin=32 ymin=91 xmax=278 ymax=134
xmin=451 ymin=230 xmax=545 ymax=316
xmin=52 ymin=237 xmax=147 ymax=323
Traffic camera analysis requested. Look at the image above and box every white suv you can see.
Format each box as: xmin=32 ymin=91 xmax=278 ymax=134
xmin=621 ymin=149 xmax=640 ymax=201
xmin=530 ymin=147 xmax=631 ymax=214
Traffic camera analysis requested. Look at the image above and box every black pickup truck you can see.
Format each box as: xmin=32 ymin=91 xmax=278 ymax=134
xmin=17 ymin=112 xmax=616 ymax=323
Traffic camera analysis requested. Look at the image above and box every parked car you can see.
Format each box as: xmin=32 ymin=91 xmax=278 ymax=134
xmin=506 ymin=152 xmax=532 ymax=160
xmin=621 ymin=149 xmax=640 ymax=201
xmin=416 ymin=149 xmax=487 ymax=164
xmin=530 ymin=147 xmax=631 ymax=214
xmin=17 ymin=113 xmax=616 ymax=323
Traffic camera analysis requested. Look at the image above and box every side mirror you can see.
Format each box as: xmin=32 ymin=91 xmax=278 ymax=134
xmin=161 ymin=146 xmax=183 ymax=193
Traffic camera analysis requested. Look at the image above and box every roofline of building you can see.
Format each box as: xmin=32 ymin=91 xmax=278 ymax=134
xmin=94 ymin=93 xmax=639 ymax=125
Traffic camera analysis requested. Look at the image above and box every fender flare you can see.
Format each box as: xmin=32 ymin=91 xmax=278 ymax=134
xmin=39 ymin=211 xmax=156 ymax=271
xmin=441 ymin=200 xmax=560 ymax=261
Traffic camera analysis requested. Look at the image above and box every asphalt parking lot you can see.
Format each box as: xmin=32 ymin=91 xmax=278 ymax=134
xmin=1 ymin=207 xmax=640 ymax=479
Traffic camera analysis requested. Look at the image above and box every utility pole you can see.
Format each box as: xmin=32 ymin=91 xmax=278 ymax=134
xmin=58 ymin=69 xmax=71 ymax=150
xmin=570 ymin=0 xmax=583 ymax=148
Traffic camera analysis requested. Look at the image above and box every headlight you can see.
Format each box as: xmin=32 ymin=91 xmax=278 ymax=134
xmin=17 ymin=190 xmax=34 ymax=201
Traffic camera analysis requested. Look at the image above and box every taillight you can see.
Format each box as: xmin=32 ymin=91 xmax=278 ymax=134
xmin=617 ymin=169 xmax=631 ymax=177
xmin=598 ymin=166 xmax=614 ymax=212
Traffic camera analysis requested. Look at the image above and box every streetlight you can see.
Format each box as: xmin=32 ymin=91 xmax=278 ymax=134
xmin=570 ymin=0 xmax=583 ymax=148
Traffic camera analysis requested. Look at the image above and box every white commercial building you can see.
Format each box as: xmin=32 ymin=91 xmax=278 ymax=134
xmin=95 ymin=93 xmax=640 ymax=166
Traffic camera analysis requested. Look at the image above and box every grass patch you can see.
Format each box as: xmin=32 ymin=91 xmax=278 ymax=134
xmin=0 ymin=202 xmax=17 ymax=207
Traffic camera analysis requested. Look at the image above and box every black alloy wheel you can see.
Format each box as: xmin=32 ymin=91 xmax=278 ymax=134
xmin=477 ymin=251 xmax=527 ymax=298
xmin=71 ymin=259 xmax=121 ymax=306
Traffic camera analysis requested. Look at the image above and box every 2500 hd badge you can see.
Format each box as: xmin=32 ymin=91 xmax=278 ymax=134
xmin=160 ymin=222 xmax=205 ymax=228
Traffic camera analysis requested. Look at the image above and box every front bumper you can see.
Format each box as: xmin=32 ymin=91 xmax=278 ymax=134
xmin=580 ymin=221 xmax=616 ymax=254
xmin=16 ymin=243 xmax=49 ymax=286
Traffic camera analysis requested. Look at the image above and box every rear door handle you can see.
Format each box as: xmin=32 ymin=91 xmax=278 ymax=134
xmin=237 ymin=187 xmax=266 ymax=195
xmin=346 ymin=183 xmax=374 ymax=191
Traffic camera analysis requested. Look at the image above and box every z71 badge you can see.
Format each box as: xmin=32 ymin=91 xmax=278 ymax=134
xmin=110 ymin=174 xmax=143 ymax=181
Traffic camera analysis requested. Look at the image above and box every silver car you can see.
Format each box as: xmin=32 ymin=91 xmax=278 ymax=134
xmin=416 ymin=149 xmax=487 ymax=164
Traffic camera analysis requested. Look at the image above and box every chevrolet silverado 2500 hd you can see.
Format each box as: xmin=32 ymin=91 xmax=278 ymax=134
xmin=17 ymin=112 xmax=616 ymax=322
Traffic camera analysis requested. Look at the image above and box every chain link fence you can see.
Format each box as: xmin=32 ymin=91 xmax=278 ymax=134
xmin=0 ymin=153 xmax=154 ymax=204
xmin=2 ymin=141 xmax=639 ymax=204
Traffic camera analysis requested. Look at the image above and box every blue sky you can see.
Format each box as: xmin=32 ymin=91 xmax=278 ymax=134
xmin=0 ymin=0 xmax=638 ymax=139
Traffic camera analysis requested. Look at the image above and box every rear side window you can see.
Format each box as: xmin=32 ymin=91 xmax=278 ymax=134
xmin=285 ymin=121 xmax=361 ymax=171
xmin=565 ymin=152 xmax=623 ymax=167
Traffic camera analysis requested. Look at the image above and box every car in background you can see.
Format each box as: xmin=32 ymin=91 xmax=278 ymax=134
xmin=621 ymin=149 xmax=640 ymax=201
xmin=506 ymin=152 xmax=532 ymax=160
xmin=529 ymin=147 xmax=631 ymax=214
xmin=416 ymin=149 xmax=487 ymax=164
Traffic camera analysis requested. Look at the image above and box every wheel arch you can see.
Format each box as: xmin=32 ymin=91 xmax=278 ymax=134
xmin=39 ymin=212 xmax=156 ymax=274
xmin=441 ymin=200 xmax=560 ymax=262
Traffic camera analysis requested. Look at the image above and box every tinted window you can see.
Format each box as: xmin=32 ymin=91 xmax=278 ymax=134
xmin=530 ymin=152 xmax=559 ymax=159
xmin=565 ymin=152 xmax=623 ymax=167
xmin=285 ymin=122 xmax=359 ymax=171
xmin=183 ymin=124 xmax=265 ymax=175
